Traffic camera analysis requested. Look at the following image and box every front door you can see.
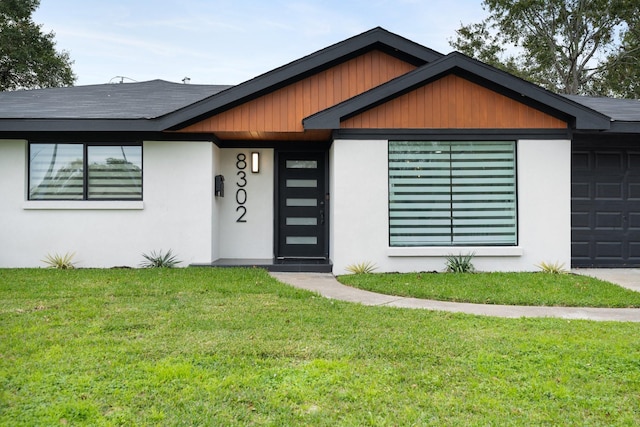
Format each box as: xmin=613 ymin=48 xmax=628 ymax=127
xmin=277 ymin=151 xmax=328 ymax=259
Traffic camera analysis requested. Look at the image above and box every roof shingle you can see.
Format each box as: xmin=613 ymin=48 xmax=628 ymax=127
xmin=563 ymin=94 xmax=640 ymax=122
xmin=0 ymin=80 xmax=232 ymax=120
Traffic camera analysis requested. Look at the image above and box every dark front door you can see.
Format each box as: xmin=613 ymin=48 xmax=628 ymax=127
xmin=572 ymin=143 xmax=640 ymax=267
xmin=277 ymin=152 xmax=328 ymax=259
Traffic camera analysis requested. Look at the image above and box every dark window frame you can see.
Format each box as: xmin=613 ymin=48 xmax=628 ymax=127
xmin=28 ymin=141 xmax=143 ymax=201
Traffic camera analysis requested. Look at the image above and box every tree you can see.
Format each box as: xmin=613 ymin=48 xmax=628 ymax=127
xmin=0 ymin=0 xmax=75 ymax=91
xmin=598 ymin=3 xmax=640 ymax=98
xmin=450 ymin=0 xmax=639 ymax=97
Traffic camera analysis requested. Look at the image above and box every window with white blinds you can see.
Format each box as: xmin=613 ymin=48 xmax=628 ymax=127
xmin=87 ymin=146 xmax=142 ymax=199
xmin=29 ymin=143 xmax=142 ymax=200
xmin=29 ymin=144 xmax=84 ymax=200
xmin=389 ymin=141 xmax=517 ymax=246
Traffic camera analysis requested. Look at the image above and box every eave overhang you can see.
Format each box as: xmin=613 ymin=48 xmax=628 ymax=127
xmin=579 ymin=122 xmax=640 ymax=134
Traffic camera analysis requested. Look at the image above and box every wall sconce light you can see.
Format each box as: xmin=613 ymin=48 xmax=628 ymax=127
xmin=251 ymin=152 xmax=260 ymax=173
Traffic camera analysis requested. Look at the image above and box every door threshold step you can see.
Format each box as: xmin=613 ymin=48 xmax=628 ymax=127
xmin=191 ymin=258 xmax=333 ymax=273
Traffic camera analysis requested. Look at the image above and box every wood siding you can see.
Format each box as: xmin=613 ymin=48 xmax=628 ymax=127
xmin=342 ymin=74 xmax=567 ymax=129
xmin=179 ymin=50 xmax=417 ymax=137
xmin=210 ymin=130 xmax=332 ymax=142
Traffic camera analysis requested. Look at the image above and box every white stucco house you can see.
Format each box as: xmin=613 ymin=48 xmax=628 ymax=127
xmin=1 ymin=28 xmax=639 ymax=273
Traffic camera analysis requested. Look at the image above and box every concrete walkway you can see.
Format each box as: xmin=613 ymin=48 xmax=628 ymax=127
xmin=269 ymin=271 xmax=640 ymax=322
xmin=572 ymin=268 xmax=640 ymax=292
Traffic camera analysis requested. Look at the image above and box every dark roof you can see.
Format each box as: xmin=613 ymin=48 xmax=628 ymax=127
xmin=563 ymin=95 xmax=640 ymax=122
xmin=2 ymin=27 xmax=640 ymax=136
xmin=303 ymin=52 xmax=612 ymax=131
xmin=0 ymin=27 xmax=443 ymax=133
xmin=0 ymin=80 xmax=232 ymax=119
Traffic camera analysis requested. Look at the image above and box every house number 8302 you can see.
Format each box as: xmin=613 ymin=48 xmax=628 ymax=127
xmin=236 ymin=153 xmax=247 ymax=222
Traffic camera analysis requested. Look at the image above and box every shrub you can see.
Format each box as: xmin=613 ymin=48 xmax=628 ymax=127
xmin=140 ymin=249 xmax=181 ymax=268
xmin=445 ymin=253 xmax=475 ymax=273
xmin=536 ymin=261 xmax=568 ymax=274
xmin=42 ymin=252 xmax=77 ymax=269
xmin=345 ymin=261 xmax=378 ymax=274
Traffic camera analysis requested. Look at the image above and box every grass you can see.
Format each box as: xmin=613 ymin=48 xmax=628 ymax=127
xmin=0 ymin=268 xmax=639 ymax=426
xmin=338 ymin=272 xmax=640 ymax=307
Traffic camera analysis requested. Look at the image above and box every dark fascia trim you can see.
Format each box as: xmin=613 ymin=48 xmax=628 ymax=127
xmin=572 ymin=132 xmax=640 ymax=147
xmin=0 ymin=130 xmax=219 ymax=143
xmin=331 ymin=128 xmax=572 ymax=141
xmin=158 ymin=27 xmax=444 ymax=131
xmin=304 ymin=52 xmax=612 ymax=131
xmin=571 ymin=122 xmax=640 ymax=135
xmin=606 ymin=122 xmax=640 ymax=133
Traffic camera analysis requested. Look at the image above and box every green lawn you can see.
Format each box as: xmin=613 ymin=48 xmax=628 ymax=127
xmin=1 ymin=268 xmax=639 ymax=426
xmin=338 ymin=272 xmax=640 ymax=307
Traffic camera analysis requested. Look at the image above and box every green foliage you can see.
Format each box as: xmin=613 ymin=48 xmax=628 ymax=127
xmin=450 ymin=0 xmax=639 ymax=96
xmin=41 ymin=251 xmax=76 ymax=269
xmin=0 ymin=0 xmax=76 ymax=90
xmin=140 ymin=249 xmax=181 ymax=268
xmin=344 ymin=261 xmax=378 ymax=274
xmin=445 ymin=253 xmax=475 ymax=273
xmin=536 ymin=260 xmax=568 ymax=274
xmin=599 ymin=4 xmax=640 ymax=98
xmin=1 ymin=268 xmax=640 ymax=425
xmin=338 ymin=271 xmax=640 ymax=307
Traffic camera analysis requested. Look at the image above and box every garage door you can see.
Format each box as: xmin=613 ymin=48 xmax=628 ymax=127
xmin=572 ymin=144 xmax=640 ymax=267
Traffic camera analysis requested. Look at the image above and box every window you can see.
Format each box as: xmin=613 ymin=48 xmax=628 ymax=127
xmin=389 ymin=141 xmax=517 ymax=246
xmin=29 ymin=143 xmax=142 ymax=200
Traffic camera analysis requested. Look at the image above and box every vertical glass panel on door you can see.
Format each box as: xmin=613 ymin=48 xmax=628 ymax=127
xmin=286 ymin=179 xmax=318 ymax=188
xmin=286 ymin=217 xmax=318 ymax=226
xmin=286 ymin=160 xmax=317 ymax=169
xmin=286 ymin=198 xmax=318 ymax=207
xmin=286 ymin=236 xmax=318 ymax=245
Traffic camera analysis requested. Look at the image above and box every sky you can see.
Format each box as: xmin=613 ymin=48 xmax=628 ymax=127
xmin=33 ymin=0 xmax=487 ymax=87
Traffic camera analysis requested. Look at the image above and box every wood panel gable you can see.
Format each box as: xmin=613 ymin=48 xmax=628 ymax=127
xmin=342 ymin=74 xmax=567 ymax=129
xmin=178 ymin=50 xmax=417 ymax=140
xmin=304 ymin=52 xmax=611 ymax=132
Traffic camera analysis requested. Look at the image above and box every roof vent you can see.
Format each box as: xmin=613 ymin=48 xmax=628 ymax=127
xmin=182 ymin=77 xmax=191 ymax=84
xmin=109 ymin=76 xmax=137 ymax=84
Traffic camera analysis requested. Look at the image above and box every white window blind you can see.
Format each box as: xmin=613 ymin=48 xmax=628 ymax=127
xmin=88 ymin=146 xmax=142 ymax=199
xmin=389 ymin=141 xmax=517 ymax=246
xmin=29 ymin=144 xmax=84 ymax=200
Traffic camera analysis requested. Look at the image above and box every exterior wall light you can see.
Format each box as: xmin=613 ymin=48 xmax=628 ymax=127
xmin=251 ymin=152 xmax=260 ymax=173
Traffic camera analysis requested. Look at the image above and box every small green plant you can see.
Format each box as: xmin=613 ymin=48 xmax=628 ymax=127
xmin=345 ymin=261 xmax=378 ymax=274
xmin=140 ymin=249 xmax=181 ymax=268
xmin=536 ymin=261 xmax=568 ymax=274
xmin=41 ymin=252 xmax=77 ymax=269
xmin=445 ymin=253 xmax=475 ymax=273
